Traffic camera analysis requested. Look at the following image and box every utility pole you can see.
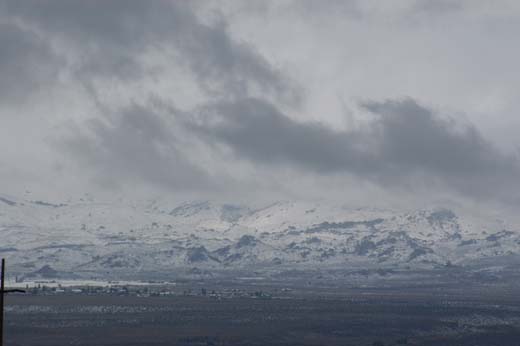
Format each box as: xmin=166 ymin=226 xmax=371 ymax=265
xmin=0 ymin=258 xmax=3 ymax=346
xmin=1 ymin=259 xmax=25 ymax=346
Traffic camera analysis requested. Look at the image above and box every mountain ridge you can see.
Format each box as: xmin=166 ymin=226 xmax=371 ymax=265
xmin=1 ymin=194 xmax=519 ymax=279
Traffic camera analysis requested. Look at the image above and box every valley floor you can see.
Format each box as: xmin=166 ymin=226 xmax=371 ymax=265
xmin=4 ymin=283 xmax=520 ymax=346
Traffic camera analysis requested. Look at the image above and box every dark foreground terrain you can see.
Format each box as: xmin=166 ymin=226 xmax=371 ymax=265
xmin=4 ymin=286 xmax=520 ymax=346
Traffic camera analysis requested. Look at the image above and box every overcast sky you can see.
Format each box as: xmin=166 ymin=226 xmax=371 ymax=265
xmin=2 ymin=0 xmax=520 ymax=211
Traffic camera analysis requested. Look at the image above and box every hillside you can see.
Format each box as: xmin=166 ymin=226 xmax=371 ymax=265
xmin=1 ymin=194 xmax=519 ymax=279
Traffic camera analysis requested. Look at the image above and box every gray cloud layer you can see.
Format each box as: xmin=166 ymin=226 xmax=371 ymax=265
xmin=1 ymin=0 xmax=519 ymax=207
xmin=63 ymin=104 xmax=210 ymax=191
xmin=3 ymin=0 xmax=299 ymax=103
xmin=0 ymin=0 xmax=300 ymax=197
xmin=191 ymin=97 xmax=520 ymax=201
xmin=0 ymin=21 xmax=59 ymax=103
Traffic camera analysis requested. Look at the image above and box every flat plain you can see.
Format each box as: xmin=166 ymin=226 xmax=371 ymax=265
xmin=4 ymin=283 xmax=520 ymax=346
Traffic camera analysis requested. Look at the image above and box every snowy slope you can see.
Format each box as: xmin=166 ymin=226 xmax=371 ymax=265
xmin=1 ymin=194 xmax=519 ymax=278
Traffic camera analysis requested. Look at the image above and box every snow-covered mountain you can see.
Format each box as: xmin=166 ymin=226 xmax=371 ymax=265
xmin=1 ymin=194 xmax=519 ymax=278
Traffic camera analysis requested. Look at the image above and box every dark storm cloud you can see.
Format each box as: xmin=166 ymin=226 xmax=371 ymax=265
xmin=191 ymin=98 xmax=375 ymax=173
xmin=3 ymin=0 xmax=299 ymax=103
xmin=191 ymin=97 xmax=520 ymax=200
xmin=360 ymin=100 xmax=508 ymax=177
xmin=0 ymin=21 xmax=59 ymax=103
xmin=62 ymin=104 xmax=210 ymax=191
